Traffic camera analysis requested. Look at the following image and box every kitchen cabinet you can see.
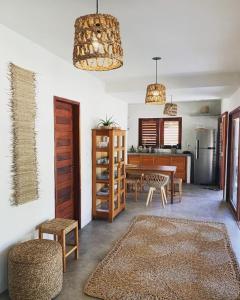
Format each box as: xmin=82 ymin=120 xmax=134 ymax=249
xmin=128 ymin=154 xmax=187 ymax=182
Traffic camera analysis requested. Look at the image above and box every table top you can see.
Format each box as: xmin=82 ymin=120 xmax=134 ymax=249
xmin=126 ymin=164 xmax=177 ymax=173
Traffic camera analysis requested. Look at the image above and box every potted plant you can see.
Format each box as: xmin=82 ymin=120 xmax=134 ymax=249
xmin=97 ymin=115 xmax=119 ymax=129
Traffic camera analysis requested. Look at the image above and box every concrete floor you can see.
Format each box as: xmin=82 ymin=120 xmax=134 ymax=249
xmin=1 ymin=184 xmax=240 ymax=300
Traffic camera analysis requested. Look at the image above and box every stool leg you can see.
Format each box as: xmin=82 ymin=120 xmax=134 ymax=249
xmin=134 ymin=182 xmax=138 ymax=202
xmin=61 ymin=230 xmax=66 ymax=272
xmin=74 ymin=226 xmax=79 ymax=260
xmin=179 ymin=182 xmax=182 ymax=202
xmin=38 ymin=227 xmax=43 ymax=239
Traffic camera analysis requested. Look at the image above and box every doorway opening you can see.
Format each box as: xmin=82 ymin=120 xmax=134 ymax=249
xmin=54 ymin=96 xmax=81 ymax=227
xmin=227 ymin=107 xmax=240 ymax=221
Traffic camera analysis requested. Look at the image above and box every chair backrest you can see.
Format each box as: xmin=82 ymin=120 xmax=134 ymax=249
xmin=145 ymin=174 xmax=169 ymax=189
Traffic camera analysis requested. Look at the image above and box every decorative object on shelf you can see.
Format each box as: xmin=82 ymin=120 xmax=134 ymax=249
xmin=73 ymin=0 xmax=123 ymax=71
xmin=97 ymin=115 xmax=119 ymax=129
xmin=164 ymin=95 xmax=178 ymax=116
xmin=200 ymin=105 xmax=210 ymax=114
xmin=129 ymin=145 xmax=137 ymax=153
xmin=9 ymin=63 xmax=39 ymax=205
xmin=145 ymin=57 xmax=166 ymax=105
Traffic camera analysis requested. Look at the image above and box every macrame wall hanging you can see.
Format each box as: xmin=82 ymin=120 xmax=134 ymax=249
xmin=9 ymin=63 xmax=39 ymax=205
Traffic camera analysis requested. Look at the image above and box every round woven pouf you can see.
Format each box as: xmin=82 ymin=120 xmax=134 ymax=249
xmin=8 ymin=239 xmax=63 ymax=300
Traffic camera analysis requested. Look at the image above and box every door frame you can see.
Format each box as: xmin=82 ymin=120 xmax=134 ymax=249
xmin=54 ymin=96 xmax=81 ymax=227
xmin=219 ymin=111 xmax=228 ymax=190
xmin=226 ymin=106 xmax=240 ymax=220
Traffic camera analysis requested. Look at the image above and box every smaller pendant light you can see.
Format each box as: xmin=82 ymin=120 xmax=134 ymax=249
xmin=164 ymin=95 xmax=178 ymax=116
xmin=145 ymin=57 xmax=166 ymax=105
xmin=73 ymin=0 xmax=123 ymax=71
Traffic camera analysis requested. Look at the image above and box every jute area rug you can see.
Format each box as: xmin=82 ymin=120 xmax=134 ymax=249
xmin=84 ymin=215 xmax=240 ymax=300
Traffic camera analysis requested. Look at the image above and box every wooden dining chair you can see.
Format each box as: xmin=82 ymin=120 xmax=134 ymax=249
xmin=167 ymin=177 xmax=183 ymax=201
xmin=125 ymin=165 xmax=144 ymax=201
xmin=145 ymin=174 xmax=169 ymax=207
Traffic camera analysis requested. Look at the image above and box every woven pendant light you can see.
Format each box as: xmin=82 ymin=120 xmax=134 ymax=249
xmin=73 ymin=0 xmax=123 ymax=71
xmin=164 ymin=95 xmax=178 ymax=116
xmin=145 ymin=57 xmax=166 ymax=105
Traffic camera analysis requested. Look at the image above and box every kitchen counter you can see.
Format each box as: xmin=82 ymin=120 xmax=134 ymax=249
xmin=128 ymin=153 xmax=192 ymax=183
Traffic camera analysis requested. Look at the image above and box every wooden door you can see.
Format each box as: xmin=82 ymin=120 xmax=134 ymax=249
xmin=219 ymin=112 xmax=228 ymax=190
xmin=54 ymin=97 xmax=80 ymax=224
xmin=227 ymin=107 xmax=240 ymax=220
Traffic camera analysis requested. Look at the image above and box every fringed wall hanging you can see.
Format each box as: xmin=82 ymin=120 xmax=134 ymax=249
xmin=9 ymin=63 xmax=39 ymax=205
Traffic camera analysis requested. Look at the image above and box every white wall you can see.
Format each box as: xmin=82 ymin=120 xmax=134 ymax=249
xmin=221 ymin=87 xmax=240 ymax=113
xmin=0 ymin=24 xmax=128 ymax=293
xmin=128 ymin=100 xmax=220 ymax=152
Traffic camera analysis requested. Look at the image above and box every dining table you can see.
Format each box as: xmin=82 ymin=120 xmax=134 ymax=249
xmin=125 ymin=164 xmax=177 ymax=204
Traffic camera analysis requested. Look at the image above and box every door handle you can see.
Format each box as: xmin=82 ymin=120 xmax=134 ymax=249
xmin=195 ymin=140 xmax=199 ymax=160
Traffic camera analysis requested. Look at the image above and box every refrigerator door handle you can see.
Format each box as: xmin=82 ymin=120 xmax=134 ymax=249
xmin=195 ymin=139 xmax=199 ymax=160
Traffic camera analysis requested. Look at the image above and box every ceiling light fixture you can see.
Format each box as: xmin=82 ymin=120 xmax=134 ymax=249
xmin=164 ymin=95 xmax=178 ymax=116
xmin=73 ymin=0 xmax=123 ymax=71
xmin=145 ymin=57 xmax=166 ymax=105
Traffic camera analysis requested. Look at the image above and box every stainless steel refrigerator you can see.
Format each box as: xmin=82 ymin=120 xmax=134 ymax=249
xmin=194 ymin=129 xmax=216 ymax=185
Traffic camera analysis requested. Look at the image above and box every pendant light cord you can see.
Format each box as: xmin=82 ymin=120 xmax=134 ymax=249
xmin=155 ymin=59 xmax=158 ymax=84
xmin=96 ymin=0 xmax=99 ymax=13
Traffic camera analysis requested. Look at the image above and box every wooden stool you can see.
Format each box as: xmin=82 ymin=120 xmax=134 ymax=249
xmin=126 ymin=178 xmax=140 ymax=201
xmin=168 ymin=177 xmax=183 ymax=201
xmin=39 ymin=218 xmax=79 ymax=272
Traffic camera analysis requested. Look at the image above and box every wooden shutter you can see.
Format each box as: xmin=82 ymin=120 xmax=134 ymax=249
xmin=139 ymin=118 xmax=159 ymax=147
xmin=162 ymin=118 xmax=182 ymax=148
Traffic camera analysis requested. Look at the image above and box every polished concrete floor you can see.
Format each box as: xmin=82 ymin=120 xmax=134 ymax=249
xmin=1 ymin=184 xmax=240 ymax=300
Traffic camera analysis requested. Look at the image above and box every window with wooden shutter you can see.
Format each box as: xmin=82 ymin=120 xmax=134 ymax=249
xmin=139 ymin=117 xmax=182 ymax=149
xmin=162 ymin=118 xmax=182 ymax=148
xmin=138 ymin=118 xmax=159 ymax=147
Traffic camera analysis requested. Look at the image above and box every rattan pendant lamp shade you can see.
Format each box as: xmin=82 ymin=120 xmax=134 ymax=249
xmin=145 ymin=57 xmax=166 ymax=105
xmin=73 ymin=0 xmax=123 ymax=71
xmin=164 ymin=95 xmax=178 ymax=116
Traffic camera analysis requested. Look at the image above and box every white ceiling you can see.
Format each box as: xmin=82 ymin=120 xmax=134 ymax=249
xmin=1 ymin=0 xmax=240 ymax=103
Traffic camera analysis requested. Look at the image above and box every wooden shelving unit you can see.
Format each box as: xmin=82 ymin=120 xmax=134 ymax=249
xmin=92 ymin=128 xmax=126 ymax=222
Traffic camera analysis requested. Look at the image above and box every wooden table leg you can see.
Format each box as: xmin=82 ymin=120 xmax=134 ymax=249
xmin=171 ymin=172 xmax=174 ymax=204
